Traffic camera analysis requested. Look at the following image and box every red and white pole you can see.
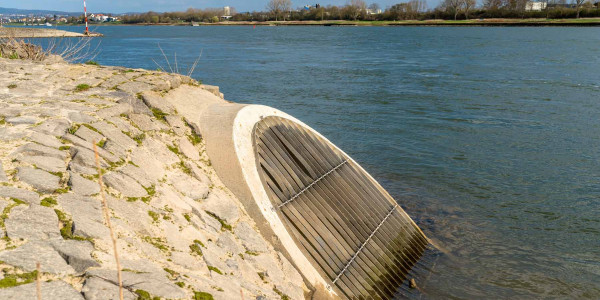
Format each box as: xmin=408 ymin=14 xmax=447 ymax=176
xmin=84 ymin=0 xmax=89 ymax=35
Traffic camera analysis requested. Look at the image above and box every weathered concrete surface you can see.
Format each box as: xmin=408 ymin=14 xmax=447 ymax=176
xmin=0 ymin=56 xmax=306 ymax=299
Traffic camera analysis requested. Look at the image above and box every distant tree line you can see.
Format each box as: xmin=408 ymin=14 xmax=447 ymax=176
xmin=101 ymin=0 xmax=600 ymax=24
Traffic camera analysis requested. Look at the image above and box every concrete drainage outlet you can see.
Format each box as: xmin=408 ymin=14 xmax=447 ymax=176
xmin=200 ymin=104 xmax=428 ymax=299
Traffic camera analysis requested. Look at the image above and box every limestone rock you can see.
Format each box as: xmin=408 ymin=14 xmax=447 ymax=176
xmin=69 ymin=172 xmax=100 ymax=196
xmin=0 ymin=186 xmax=39 ymax=204
xmin=141 ymin=90 xmax=176 ymax=114
xmin=130 ymin=113 xmax=167 ymax=131
xmin=179 ymin=137 xmax=200 ymax=161
xmin=6 ymin=205 xmax=61 ymax=241
xmin=0 ymin=281 xmax=84 ymax=300
xmin=234 ymin=222 xmax=269 ymax=253
xmin=86 ymin=268 xmax=186 ymax=299
xmin=51 ymin=239 xmax=100 ymax=273
xmin=6 ymin=116 xmax=39 ymax=125
xmin=29 ymin=131 xmax=63 ymax=148
xmin=16 ymin=167 xmax=61 ymax=193
xmin=75 ymin=125 xmax=104 ymax=143
xmin=67 ymin=111 xmax=96 ymax=123
xmin=165 ymin=115 xmax=187 ymax=136
xmin=202 ymin=191 xmax=240 ymax=224
xmin=82 ymin=277 xmax=137 ymax=300
xmin=0 ymin=161 xmax=6 ymax=182
xmin=104 ymin=172 xmax=147 ymax=198
xmin=120 ymin=164 xmax=153 ymax=188
xmin=169 ymin=172 xmax=209 ymax=200
xmin=130 ymin=147 xmax=165 ymax=181
xmin=34 ymin=118 xmax=70 ymax=136
xmin=117 ymin=81 xmax=153 ymax=94
xmin=12 ymin=143 xmax=67 ymax=160
xmin=96 ymin=103 xmax=132 ymax=119
xmin=0 ymin=241 xmax=75 ymax=275
xmin=117 ymin=95 xmax=153 ymax=116
xmin=184 ymin=161 xmax=211 ymax=185
xmin=18 ymin=155 xmax=66 ymax=173
xmin=58 ymin=194 xmax=108 ymax=239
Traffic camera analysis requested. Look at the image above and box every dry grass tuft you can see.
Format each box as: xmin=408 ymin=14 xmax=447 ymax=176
xmin=93 ymin=141 xmax=124 ymax=300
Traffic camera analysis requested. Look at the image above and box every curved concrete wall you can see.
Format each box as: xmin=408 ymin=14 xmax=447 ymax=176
xmin=199 ymin=103 xmax=427 ymax=298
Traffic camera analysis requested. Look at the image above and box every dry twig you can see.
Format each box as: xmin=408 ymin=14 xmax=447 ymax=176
xmin=93 ymin=141 xmax=124 ymax=300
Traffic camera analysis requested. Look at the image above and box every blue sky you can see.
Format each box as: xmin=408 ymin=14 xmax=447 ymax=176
xmin=8 ymin=0 xmax=441 ymax=14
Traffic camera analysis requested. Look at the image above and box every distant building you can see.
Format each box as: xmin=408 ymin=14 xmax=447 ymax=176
xmin=221 ymin=6 xmax=232 ymax=20
xmin=525 ymin=1 xmax=547 ymax=11
xmin=366 ymin=8 xmax=383 ymax=15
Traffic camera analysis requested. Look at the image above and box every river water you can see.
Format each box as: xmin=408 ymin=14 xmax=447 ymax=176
xmin=57 ymin=25 xmax=600 ymax=298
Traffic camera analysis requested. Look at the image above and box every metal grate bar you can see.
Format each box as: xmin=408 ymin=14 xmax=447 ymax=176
xmin=278 ymin=160 xmax=348 ymax=208
xmin=332 ymin=204 xmax=399 ymax=285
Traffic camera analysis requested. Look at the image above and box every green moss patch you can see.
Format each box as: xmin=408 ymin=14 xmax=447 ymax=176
xmin=0 ymin=270 xmax=38 ymax=289
xmin=205 ymin=211 xmax=232 ymax=232
xmin=193 ymin=291 xmax=214 ymax=300
xmin=40 ymin=197 xmax=57 ymax=207
xmin=207 ymin=266 xmax=222 ymax=275
xmin=75 ymin=84 xmax=91 ymax=92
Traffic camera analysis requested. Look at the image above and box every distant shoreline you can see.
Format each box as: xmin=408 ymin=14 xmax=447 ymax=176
xmin=67 ymin=18 xmax=600 ymax=27
xmin=5 ymin=18 xmax=600 ymax=29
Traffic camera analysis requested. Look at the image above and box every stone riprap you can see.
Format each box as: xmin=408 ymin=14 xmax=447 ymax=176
xmin=0 ymin=57 xmax=306 ymax=299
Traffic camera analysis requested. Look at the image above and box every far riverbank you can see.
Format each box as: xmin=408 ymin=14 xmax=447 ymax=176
xmin=8 ymin=18 xmax=600 ymax=27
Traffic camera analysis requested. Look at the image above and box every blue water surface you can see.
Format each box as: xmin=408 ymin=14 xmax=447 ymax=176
xmin=57 ymin=25 xmax=600 ymax=298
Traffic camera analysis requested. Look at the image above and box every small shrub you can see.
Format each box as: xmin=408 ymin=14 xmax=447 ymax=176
xmin=175 ymin=281 xmax=185 ymax=288
xmin=85 ymin=60 xmax=99 ymax=65
xmin=75 ymin=84 xmax=91 ymax=92
xmin=7 ymin=84 xmax=17 ymax=89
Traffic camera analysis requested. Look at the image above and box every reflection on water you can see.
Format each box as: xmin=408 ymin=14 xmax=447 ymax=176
xmin=55 ymin=25 xmax=600 ymax=298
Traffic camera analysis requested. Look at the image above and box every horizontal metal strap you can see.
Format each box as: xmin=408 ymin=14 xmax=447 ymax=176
xmin=278 ymin=160 xmax=348 ymax=208
xmin=332 ymin=204 xmax=399 ymax=285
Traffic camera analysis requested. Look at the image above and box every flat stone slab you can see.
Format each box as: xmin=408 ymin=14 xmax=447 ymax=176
xmin=29 ymin=131 xmax=63 ymax=148
xmin=169 ymin=172 xmax=209 ymax=200
xmin=58 ymin=194 xmax=109 ymax=239
xmin=0 ymin=281 xmax=84 ymax=300
xmin=179 ymin=137 xmax=200 ymax=161
xmin=75 ymin=125 xmax=104 ymax=144
xmin=0 ymin=186 xmax=40 ymax=204
xmin=5 ymin=116 xmax=40 ymax=125
xmin=17 ymin=167 xmax=61 ymax=193
xmin=6 ymin=205 xmax=61 ymax=241
xmin=0 ymin=241 xmax=75 ymax=275
xmin=141 ymin=91 xmax=176 ymax=114
xmin=201 ymin=191 xmax=240 ymax=224
xmin=51 ymin=239 xmax=99 ymax=273
xmin=12 ymin=143 xmax=67 ymax=160
xmin=69 ymin=172 xmax=100 ymax=196
xmin=86 ymin=268 xmax=186 ymax=299
xmin=82 ymin=277 xmax=137 ymax=300
xmin=19 ymin=155 xmax=66 ymax=173
xmin=104 ymin=172 xmax=147 ymax=198
xmin=0 ymin=161 xmax=8 ymax=182
xmin=234 ymin=221 xmax=269 ymax=253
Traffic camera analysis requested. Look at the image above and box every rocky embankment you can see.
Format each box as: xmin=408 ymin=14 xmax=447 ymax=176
xmin=0 ymin=56 xmax=306 ymax=299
